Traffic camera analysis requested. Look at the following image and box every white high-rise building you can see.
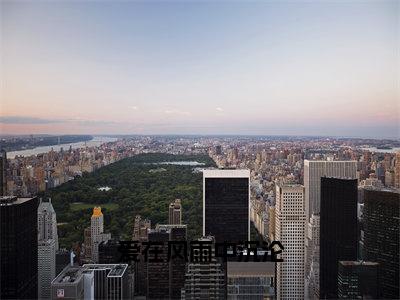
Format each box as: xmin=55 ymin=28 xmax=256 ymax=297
xmin=304 ymin=160 xmax=357 ymax=220
xmin=91 ymin=207 xmax=111 ymax=263
xmin=38 ymin=198 xmax=59 ymax=249
xmin=38 ymin=240 xmax=56 ymax=299
xmin=275 ymin=184 xmax=306 ymax=300
xmin=305 ymin=214 xmax=320 ymax=299
xmin=37 ymin=199 xmax=58 ymax=299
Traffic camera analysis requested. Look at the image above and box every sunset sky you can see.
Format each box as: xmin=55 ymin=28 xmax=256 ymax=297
xmin=1 ymin=1 xmax=399 ymax=138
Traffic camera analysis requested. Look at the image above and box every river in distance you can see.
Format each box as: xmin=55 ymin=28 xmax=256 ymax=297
xmin=8 ymin=136 xmax=118 ymax=159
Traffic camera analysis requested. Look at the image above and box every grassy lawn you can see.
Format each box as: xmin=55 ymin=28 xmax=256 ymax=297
xmin=70 ymin=202 xmax=119 ymax=211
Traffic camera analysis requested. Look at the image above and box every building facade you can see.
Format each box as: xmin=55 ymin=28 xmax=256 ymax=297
xmin=181 ymin=236 xmax=225 ymax=299
xmin=168 ymin=199 xmax=182 ymax=225
xmin=38 ymin=198 xmax=59 ymax=299
xmin=203 ymin=169 xmax=250 ymax=243
xmin=227 ymin=261 xmax=275 ymax=299
xmin=304 ymin=160 xmax=357 ymax=220
xmin=363 ymin=187 xmax=399 ymax=299
xmin=91 ymin=207 xmax=111 ymax=263
xmin=1 ymin=196 xmax=39 ymax=299
xmin=275 ymin=184 xmax=306 ymax=299
xmin=319 ymin=178 xmax=358 ymax=299
xmin=337 ymin=261 xmax=379 ymax=299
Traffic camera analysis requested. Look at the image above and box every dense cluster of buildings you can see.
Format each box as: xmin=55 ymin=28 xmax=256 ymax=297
xmin=0 ymin=136 xmax=399 ymax=299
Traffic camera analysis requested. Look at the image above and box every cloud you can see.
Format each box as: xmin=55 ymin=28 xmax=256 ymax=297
xmin=215 ymin=107 xmax=225 ymax=116
xmin=0 ymin=116 xmax=119 ymax=126
xmin=67 ymin=119 xmax=118 ymax=126
xmin=164 ymin=109 xmax=191 ymax=116
xmin=130 ymin=106 xmax=138 ymax=110
xmin=0 ymin=116 xmax=65 ymax=124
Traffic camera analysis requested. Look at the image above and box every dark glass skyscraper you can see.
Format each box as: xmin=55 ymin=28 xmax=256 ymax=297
xmin=363 ymin=188 xmax=399 ymax=299
xmin=203 ymin=169 xmax=250 ymax=243
xmin=337 ymin=260 xmax=379 ymax=299
xmin=147 ymin=228 xmax=170 ymax=299
xmin=0 ymin=196 xmax=39 ymax=299
xmin=320 ymin=178 xmax=358 ymax=299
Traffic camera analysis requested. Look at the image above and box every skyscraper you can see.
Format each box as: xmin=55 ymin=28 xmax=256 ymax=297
xmin=147 ymin=228 xmax=170 ymax=299
xmin=203 ymin=169 xmax=250 ymax=243
xmin=275 ymin=184 xmax=306 ymax=300
xmin=38 ymin=239 xmax=56 ymax=299
xmin=181 ymin=236 xmax=225 ymax=300
xmin=99 ymin=240 xmax=120 ymax=264
xmin=304 ymin=160 xmax=357 ymax=220
xmin=305 ymin=214 xmax=320 ymax=299
xmin=0 ymin=150 xmax=7 ymax=196
xmin=363 ymin=187 xmax=399 ymax=299
xmin=83 ymin=264 xmax=130 ymax=300
xmin=168 ymin=199 xmax=182 ymax=225
xmin=156 ymin=224 xmax=188 ymax=300
xmin=91 ymin=207 xmax=111 ymax=263
xmin=337 ymin=260 xmax=379 ymax=299
xmin=38 ymin=198 xmax=59 ymax=249
xmin=1 ymin=196 xmax=39 ymax=299
xmin=320 ymin=178 xmax=358 ymax=299
xmin=37 ymin=198 xmax=59 ymax=299
xmin=132 ymin=214 xmax=151 ymax=241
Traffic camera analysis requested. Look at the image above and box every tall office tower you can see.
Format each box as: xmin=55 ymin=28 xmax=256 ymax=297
xmin=337 ymin=261 xmax=379 ymax=299
xmin=395 ymin=152 xmax=400 ymax=188
xmin=38 ymin=198 xmax=59 ymax=249
xmin=38 ymin=239 xmax=56 ymax=299
xmin=275 ymin=184 xmax=306 ymax=300
xmin=55 ymin=249 xmax=71 ymax=275
xmin=203 ymin=169 xmax=250 ymax=243
xmin=99 ymin=240 xmax=120 ymax=264
xmin=0 ymin=196 xmax=39 ymax=299
xmin=0 ymin=150 xmax=6 ymax=196
xmin=147 ymin=228 xmax=170 ymax=299
xmin=37 ymin=198 xmax=58 ymax=298
xmin=305 ymin=214 xmax=320 ymax=299
xmin=83 ymin=226 xmax=92 ymax=262
xmin=83 ymin=264 xmax=130 ymax=300
xmin=156 ymin=224 xmax=187 ymax=299
xmin=363 ymin=187 xmax=399 ymax=299
xmin=320 ymin=178 xmax=358 ymax=299
xmin=181 ymin=236 xmax=225 ymax=300
xmin=91 ymin=207 xmax=111 ymax=263
xmin=168 ymin=198 xmax=182 ymax=225
xmin=304 ymin=160 xmax=357 ymax=220
xmin=227 ymin=261 xmax=275 ymax=299
xmin=133 ymin=215 xmax=150 ymax=297
xmin=132 ymin=214 xmax=151 ymax=241
xmin=268 ymin=206 xmax=275 ymax=242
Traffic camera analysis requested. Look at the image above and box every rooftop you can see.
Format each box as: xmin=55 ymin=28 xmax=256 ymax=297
xmin=203 ymin=169 xmax=250 ymax=178
xmin=339 ymin=260 xmax=380 ymax=266
xmin=0 ymin=196 xmax=36 ymax=206
xmin=83 ymin=264 xmax=128 ymax=277
xmin=52 ymin=266 xmax=85 ymax=285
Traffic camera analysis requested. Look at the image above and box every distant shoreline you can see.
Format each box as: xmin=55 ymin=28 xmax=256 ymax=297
xmin=0 ymin=135 xmax=93 ymax=152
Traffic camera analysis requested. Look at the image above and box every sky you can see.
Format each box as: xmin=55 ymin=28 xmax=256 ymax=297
xmin=1 ymin=1 xmax=399 ymax=138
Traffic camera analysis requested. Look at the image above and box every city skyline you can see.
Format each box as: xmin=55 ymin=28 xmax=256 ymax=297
xmin=1 ymin=1 xmax=399 ymax=138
